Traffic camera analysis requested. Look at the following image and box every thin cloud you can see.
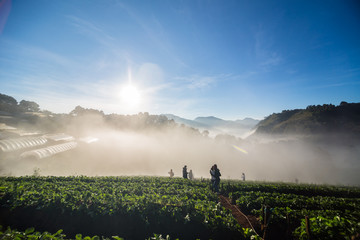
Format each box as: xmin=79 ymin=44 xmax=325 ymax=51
xmin=116 ymin=2 xmax=187 ymax=68
xmin=254 ymin=25 xmax=283 ymax=69
xmin=306 ymin=67 xmax=360 ymax=90
xmin=0 ymin=0 xmax=11 ymax=34
xmin=336 ymin=67 xmax=360 ymax=79
xmin=0 ymin=38 xmax=72 ymax=67
xmin=186 ymin=76 xmax=216 ymax=90
xmin=0 ymin=40 xmax=76 ymax=94
xmin=286 ymin=69 xmax=298 ymax=75
xmin=67 ymin=15 xmax=114 ymax=46
xmin=232 ymin=71 xmax=257 ymax=81
xmin=310 ymin=81 xmax=360 ymax=90
xmin=174 ymin=74 xmax=228 ymax=90
xmin=260 ymin=52 xmax=282 ymax=67
xmin=174 ymin=72 xmax=256 ymax=91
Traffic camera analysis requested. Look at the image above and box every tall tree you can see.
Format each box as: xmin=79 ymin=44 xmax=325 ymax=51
xmin=0 ymin=93 xmax=18 ymax=113
xmin=18 ymin=100 xmax=40 ymax=112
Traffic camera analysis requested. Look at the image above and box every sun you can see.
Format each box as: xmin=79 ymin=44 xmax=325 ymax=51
xmin=120 ymin=84 xmax=141 ymax=107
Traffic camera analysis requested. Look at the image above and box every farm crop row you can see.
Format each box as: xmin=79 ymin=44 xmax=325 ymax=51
xmin=229 ymin=191 xmax=360 ymax=212
xmin=222 ymin=180 xmax=360 ymax=198
xmin=1 ymin=176 xmax=359 ymax=239
xmin=221 ymin=180 xmax=360 ymax=239
xmin=0 ymin=176 xmax=257 ymax=240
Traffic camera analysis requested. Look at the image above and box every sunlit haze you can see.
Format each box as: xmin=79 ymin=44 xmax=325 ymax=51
xmin=1 ymin=0 xmax=360 ymax=185
xmin=1 ymin=3 xmax=360 ymax=239
xmin=0 ymin=0 xmax=359 ymax=120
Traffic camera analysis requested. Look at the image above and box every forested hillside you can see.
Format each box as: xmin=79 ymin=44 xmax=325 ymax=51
xmin=255 ymin=102 xmax=360 ymax=136
xmin=0 ymin=93 xmax=196 ymax=137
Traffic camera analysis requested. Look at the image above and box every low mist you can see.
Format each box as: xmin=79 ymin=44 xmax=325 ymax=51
xmin=1 ymin=123 xmax=359 ymax=186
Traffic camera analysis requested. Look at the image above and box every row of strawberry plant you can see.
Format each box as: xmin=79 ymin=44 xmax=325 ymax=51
xmin=221 ymin=180 xmax=360 ymax=198
xmin=0 ymin=225 xmax=188 ymax=240
xmin=221 ymin=180 xmax=360 ymax=239
xmin=230 ymin=191 xmax=360 ymax=213
xmin=0 ymin=176 xmax=258 ymax=239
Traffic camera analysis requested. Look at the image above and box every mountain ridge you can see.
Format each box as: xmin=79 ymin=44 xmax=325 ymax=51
xmin=255 ymin=102 xmax=360 ymax=137
xmin=162 ymin=114 xmax=259 ymax=138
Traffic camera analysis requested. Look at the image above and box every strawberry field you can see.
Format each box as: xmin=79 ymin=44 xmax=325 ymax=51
xmin=0 ymin=176 xmax=359 ymax=240
xmin=223 ymin=181 xmax=360 ymax=239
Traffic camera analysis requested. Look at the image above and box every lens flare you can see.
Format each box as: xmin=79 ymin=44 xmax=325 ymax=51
xmin=232 ymin=145 xmax=248 ymax=154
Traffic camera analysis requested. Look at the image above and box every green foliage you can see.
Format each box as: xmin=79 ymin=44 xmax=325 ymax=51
xmin=0 ymin=94 xmax=41 ymax=113
xmin=294 ymin=215 xmax=360 ymax=240
xmin=0 ymin=93 xmax=18 ymax=113
xmin=0 ymin=225 xmax=125 ymax=240
xmin=0 ymin=226 xmax=66 ymax=240
xmin=256 ymin=102 xmax=360 ymax=135
xmin=0 ymin=93 xmax=18 ymax=106
xmin=0 ymin=176 xmax=244 ymax=239
xmin=147 ymin=233 xmax=174 ymax=240
xmin=222 ymin=180 xmax=360 ymax=239
xmin=18 ymin=100 xmax=40 ymax=112
xmin=0 ymin=93 xmax=194 ymax=135
xmin=2 ymin=177 xmax=359 ymax=239
xmin=70 ymin=106 xmax=104 ymax=116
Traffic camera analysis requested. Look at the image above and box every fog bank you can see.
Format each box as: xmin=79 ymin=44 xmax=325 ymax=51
xmin=1 ymin=127 xmax=359 ymax=186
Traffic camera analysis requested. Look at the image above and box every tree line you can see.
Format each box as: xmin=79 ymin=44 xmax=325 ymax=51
xmin=0 ymin=93 xmax=211 ymax=138
xmin=0 ymin=93 xmax=246 ymax=146
xmin=0 ymin=93 xmax=40 ymax=113
xmin=256 ymin=102 xmax=360 ymax=135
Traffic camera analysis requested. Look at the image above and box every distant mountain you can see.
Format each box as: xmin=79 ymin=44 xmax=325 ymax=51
xmin=161 ymin=114 xmax=210 ymax=129
xmin=162 ymin=114 xmax=259 ymax=138
xmin=255 ymin=102 xmax=360 ymax=136
xmin=194 ymin=116 xmax=225 ymax=126
xmin=194 ymin=116 xmax=260 ymax=129
xmin=236 ymin=118 xmax=260 ymax=127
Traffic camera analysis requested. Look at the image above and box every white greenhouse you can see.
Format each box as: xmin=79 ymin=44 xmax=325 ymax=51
xmin=20 ymin=141 xmax=78 ymax=160
xmin=0 ymin=137 xmax=48 ymax=153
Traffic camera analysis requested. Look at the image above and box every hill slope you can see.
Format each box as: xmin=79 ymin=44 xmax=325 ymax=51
xmin=255 ymin=102 xmax=360 ymax=136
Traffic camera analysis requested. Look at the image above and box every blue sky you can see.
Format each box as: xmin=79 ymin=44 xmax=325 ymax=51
xmin=0 ymin=0 xmax=359 ymax=120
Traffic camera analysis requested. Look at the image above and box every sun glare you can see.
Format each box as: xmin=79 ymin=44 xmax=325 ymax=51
xmin=120 ymin=84 xmax=141 ymax=107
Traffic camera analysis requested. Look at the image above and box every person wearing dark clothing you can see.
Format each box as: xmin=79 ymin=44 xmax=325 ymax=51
xmin=182 ymin=165 xmax=188 ymax=179
xmin=214 ymin=164 xmax=221 ymax=192
xmin=210 ymin=164 xmax=221 ymax=193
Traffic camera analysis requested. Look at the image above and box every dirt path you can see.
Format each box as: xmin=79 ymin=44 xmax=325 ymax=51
xmin=219 ymin=195 xmax=261 ymax=232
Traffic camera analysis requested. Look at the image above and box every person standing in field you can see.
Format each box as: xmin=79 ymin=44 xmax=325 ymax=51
xmin=182 ymin=165 xmax=188 ymax=179
xmin=210 ymin=165 xmax=216 ymax=189
xmin=210 ymin=164 xmax=221 ymax=193
xmin=242 ymin=172 xmax=245 ymax=181
xmin=189 ymin=169 xmax=194 ymax=180
xmin=214 ymin=164 xmax=221 ymax=193
xmin=168 ymin=169 xmax=174 ymax=178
